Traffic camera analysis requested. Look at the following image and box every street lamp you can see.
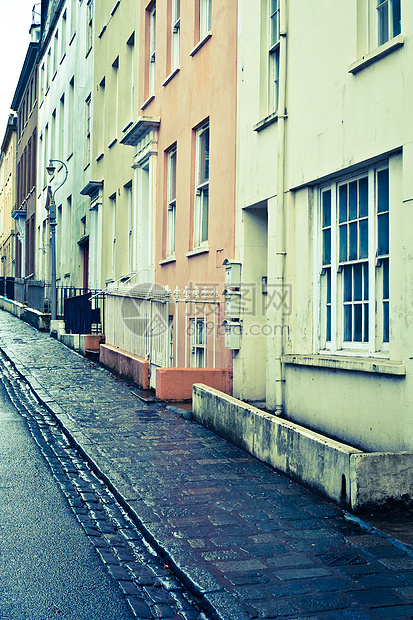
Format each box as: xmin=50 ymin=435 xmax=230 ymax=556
xmin=46 ymin=159 xmax=68 ymax=322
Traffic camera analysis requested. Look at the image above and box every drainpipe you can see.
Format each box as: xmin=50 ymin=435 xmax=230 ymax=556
xmin=273 ymin=0 xmax=287 ymax=415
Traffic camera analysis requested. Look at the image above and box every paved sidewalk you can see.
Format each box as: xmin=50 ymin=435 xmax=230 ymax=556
xmin=1 ymin=310 xmax=413 ymax=620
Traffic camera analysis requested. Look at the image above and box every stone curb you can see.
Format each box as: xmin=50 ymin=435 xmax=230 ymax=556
xmin=0 ymin=343 xmax=249 ymax=620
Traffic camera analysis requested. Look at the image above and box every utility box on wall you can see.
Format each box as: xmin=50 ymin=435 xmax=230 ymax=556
xmin=223 ymin=259 xmax=241 ymax=289
xmin=223 ymin=289 xmax=241 ymax=320
xmin=222 ymin=319 xmax=241 ymax=350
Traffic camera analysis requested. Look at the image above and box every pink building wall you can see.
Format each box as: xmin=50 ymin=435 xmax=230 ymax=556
xmin=138 ymin=0 xmax=237 ymax=370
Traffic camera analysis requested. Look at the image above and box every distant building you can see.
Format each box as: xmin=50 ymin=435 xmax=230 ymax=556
xmin=0 ymin=115 xmax=17 ymax=279
xmin=37 ymin=0 xmax=94 ymax=291
xmin=11 ymin=16 xmax=41 ymax=280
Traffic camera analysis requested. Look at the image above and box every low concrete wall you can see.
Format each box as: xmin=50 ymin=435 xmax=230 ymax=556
xmin=79 ymin=334 xmax=105 ymax=356
xmin=350 ymin=452 xmax=413 ymax=512
xmin=156 ymin=367 xmax=232 ymax=401
xmin=192 ymin=384 xmax=413 ymax=512
xmin=0 ymin=297 xmax=50 ymax=331
xmin=100 ymin=344 xmax=149 ymax=390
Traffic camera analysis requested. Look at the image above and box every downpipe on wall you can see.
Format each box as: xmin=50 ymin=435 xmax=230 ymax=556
xmin=273 ymin=0 xmax=287 ymax=415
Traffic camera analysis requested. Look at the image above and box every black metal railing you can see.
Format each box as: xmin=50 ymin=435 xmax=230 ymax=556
xmin=64 ymin=290 xmax=105 ymax=335
xmin=0 ymin=279 xmax=105 ymax=334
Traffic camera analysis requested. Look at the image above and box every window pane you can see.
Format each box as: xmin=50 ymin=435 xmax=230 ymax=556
xmin=339 ymin=224 xmax=347 ymax=262
xmin=359 ymin=177 xmax=368 ymax=217
xmin=364 ymin=303 xmax=369 ymax=341
xmin=354 ymin=304 xmax=362 ymax=341
xmin=201 ymin=189 xmax=208 ymax=243
xmin=383 ymin=301 xmax=389 ymax=342
xmin=199 ymin=127 xmax=209 ymax=184
xmin=392 ymin=0 xmax=401 ymax=36
xmin=359 ymin=218 xmax=368 ymax=259
xmin=339 ymin=184 xmax=347 ymax=223
xmin=326 ymin=306 xmax=331 ymax=342
xmin=322 ymin=190 xmax=331 ymax=227
xmin=344 ymin=265 xmax=352 ymax=302
xmin=377 ymin=168 xmax=389 ymax=213
xmin=354 ymin=263 xmax=362 ymax=301
xmin=383 ymin=257 xmax=389 ymax=299
xmin=322 ymin=228 xmax=331 ymax=266
xmin=349 ymin=181 xmax=357 ymax=220
xmin=344 ymin=305 xmax=352 ymax=341
xmin=378 ymin=212 xmax=389 ymax=255
xmin=364 ymin=263 xmax=369 ymax=300
xmin=378 ymin=1 xmax=389 ymax=45
xmin=349 ymin=221 xmax=358 ymax=260
xmin=326 ymin=268 xmax=331 ymax=304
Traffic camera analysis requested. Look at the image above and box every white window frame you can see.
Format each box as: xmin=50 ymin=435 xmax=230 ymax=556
xmin=87 ymin=0 xmax=93 ymax=54
xmin=84 ymin=94 xmax=92 ymax=166
xmin=110 ymin=194 xmax=117 ymax=279
xmin=190 ymin=317 xmax=206 ymax=368
xmin=171 ymin=0 xmax=180 ymax=70
xmin=376 ymin=0 xmax=401 ymax=46
xmin=268 ymin=0 xmax=280 ymax=113
xmin=166 ymin=146 xmax=177 ymax=257
xmin=199 ymin=0 xmax=211 ymax=41
xmin=149 ymin=4 xmax=156 ymax=95
xmin=317 ymin=165 xmax=390 ymax=356
xmin=193 ymin=122 xmax=209 ymax=249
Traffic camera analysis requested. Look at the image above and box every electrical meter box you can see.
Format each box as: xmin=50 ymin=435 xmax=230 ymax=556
xmin=223 ymin=289 xmax=241 ymax=319
xmin=222 ymin=320 xmax=241 ymax=350
xmin=223 ymin=259 xmax=241 ymax=289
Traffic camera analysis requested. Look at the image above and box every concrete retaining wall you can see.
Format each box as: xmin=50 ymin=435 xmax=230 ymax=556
xmin=100 ymin=344 xmax=149 ymax=390
xmin=0 ymin=297 xmax=50 ymax=331
xmin=192 ymin=384 xmax=413 ymax=512
xmin=156 ymin=367 xmax=232 ymax=401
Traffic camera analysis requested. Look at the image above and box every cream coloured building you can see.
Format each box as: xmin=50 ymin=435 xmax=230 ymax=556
xmin=37 ymin=0 xmax=95 ymax=291
xmin=84 ymin=0 xmax=140 ymax=290
xmin=234 ymin=0 xmax=412 ymax=453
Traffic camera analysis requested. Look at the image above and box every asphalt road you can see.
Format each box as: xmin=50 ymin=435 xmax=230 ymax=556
xmin=0 ymin=380 xmax=135 ymax=620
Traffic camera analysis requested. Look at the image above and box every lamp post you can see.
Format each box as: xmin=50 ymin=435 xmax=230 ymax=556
xmin=46 ymin=159 xmax=68 ymax=321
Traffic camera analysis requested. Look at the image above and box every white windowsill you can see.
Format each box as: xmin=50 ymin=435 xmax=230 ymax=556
xmin=349 ymin=34 xmax=405 ymax=74
xmin=159 ymin=256 xmax=176 ymax=265
xmin=253 ymin=111 xmax=279 ymax=133
xmin=282 ymin=354 xmax=406 ymax=376
xmin=162 ymin=67 xmax=180 ymax=87
xmin=140 ymin=95 xmax=155 ymax=111
xmin=107 ymin=138 xmax=117 ymax=149
xmin=190 ymin=33 xmax=212 ymax=57
xmin=186 ymin=246 xmax=209 ymax=258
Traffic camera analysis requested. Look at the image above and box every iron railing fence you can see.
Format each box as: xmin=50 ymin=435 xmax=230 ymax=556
xmin=64 ymin=290 xmax=105 ymax=335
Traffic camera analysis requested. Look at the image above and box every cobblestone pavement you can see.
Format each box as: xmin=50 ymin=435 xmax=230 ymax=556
xmin=1 ymin=310 xmax=413 ymax=620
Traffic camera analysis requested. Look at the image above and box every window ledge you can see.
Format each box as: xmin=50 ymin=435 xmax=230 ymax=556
xmin=122 ymin=121 xmax=133 ymax=133
xmin=190 ymin=33 xmax=212 ymax=57
xmin=98 ymin=24 xmax=107 ymax=38
xmin=140 ymin=95 xmax=155 ymax=111
xmin=186 ymin=246 xmax=209 ymax=258
xmin=69 ymin=32 xmax=76 ymax=46
xmin=162 ymin=67 xmax=180 ymax=87
xmin=282 ymin=354 xmax=406 ymax=376
xmin=96 ymin=152 xmax=104 ymax=162
xmin=108 ymin=138 xmax=117 ymax=149
xmin=159 ymin=256 xmax=176 ymax=265
xmin=110 ymin=0 xmax=120 ymax=16
xmin=349 ymin=34 xmax=405 ymax=74
xmin=253 ymin=111 xmax=279 ymax=133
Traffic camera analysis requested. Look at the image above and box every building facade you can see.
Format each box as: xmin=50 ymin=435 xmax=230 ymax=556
xmin=0 ymin=116 xmax=18 ymax=279
xmin=37 ymin=0 xmax=94 ymax=292
xmin=12 ymin=20 xmax=41 ymax=280
xmin=235 ymin=0 xmax=412 ymax=453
